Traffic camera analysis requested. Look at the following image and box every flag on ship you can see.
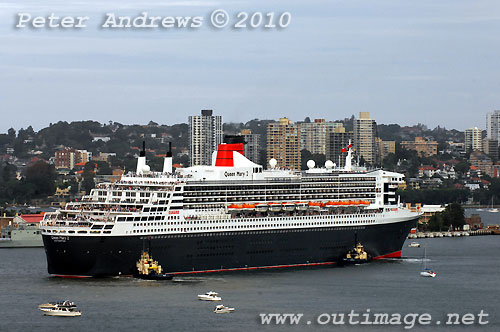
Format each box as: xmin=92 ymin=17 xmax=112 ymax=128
xmin=341 ymin=144 xmax=352 ymax=153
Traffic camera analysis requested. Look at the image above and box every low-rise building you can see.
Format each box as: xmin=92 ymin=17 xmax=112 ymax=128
xmin=465 ymin=214 xmax=483 ymax=230
xmin=401 ymin=137 xmax=438 ymax=157
xmin=469 ymin=151 xmax=493 ymax=177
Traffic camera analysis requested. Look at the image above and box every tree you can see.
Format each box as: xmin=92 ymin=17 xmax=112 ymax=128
xmin=82 ymin=170 xmax=95 ymax=194
xmin=301 ymin=149 xmax=326 ymax=170
xmin=24 ymin=160 xmax=56 ymax=197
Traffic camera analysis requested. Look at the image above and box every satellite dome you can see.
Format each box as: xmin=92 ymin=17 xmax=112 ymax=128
xmin=307 ymin=160 xmax=315 ymax=169
xmin=142 ymin=165 xmax=151 ymax=173
xmin=325 ymin=160 xmax=334 ymax=169
xmin=269 ymin=158 xmax=277 ymax=168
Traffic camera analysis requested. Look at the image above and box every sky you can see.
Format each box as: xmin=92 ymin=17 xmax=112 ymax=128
xmin=1 ymin=0 xmax=500 ymax=133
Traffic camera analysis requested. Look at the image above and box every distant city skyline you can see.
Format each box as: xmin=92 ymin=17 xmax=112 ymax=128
xmin=2 ymin=0 xmax=500 ymax=132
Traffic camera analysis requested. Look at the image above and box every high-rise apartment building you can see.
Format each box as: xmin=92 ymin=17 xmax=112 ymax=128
xmin=240 ymin=129 xmax=261 ymax=164
xmin=486 ymin=110 xmax=500 ymax=143
xmin=483 ymin=138 xmax=498 ymax=160
xmin=326 ymin=126 xmax=353 ymax=168
xmin=300 ymin=119 xmax=342 ymax=155
xmin=353 ymin=112 xmax=377 ymax=165
xmin=464 ymin=127 xmax=483 ymax=153
xmin=267 ymin=118 xmax=301 ymax=170
xmin=188 ymin=110 xmax=223 ymax=166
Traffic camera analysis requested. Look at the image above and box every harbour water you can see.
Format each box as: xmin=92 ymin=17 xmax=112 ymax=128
xmin=1 ymin=209 xmax=499 ymax=331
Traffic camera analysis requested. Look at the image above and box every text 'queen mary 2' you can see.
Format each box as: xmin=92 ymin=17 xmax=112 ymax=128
xmin=41 ymin=139 xmax=420 ymax=277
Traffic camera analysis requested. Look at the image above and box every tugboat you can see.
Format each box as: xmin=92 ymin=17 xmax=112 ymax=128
xmin=134 ymin=251 xmax=173 ymax=280
xmin=342 ymin=242 xmax=371 ymax=264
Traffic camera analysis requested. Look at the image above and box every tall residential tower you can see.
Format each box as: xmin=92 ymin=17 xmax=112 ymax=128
xmin=353 ymin=112 xmax=377 ymax=165
xmin=267 ymin=118 xmax=301 ymax=170
xmin=188 ymin=110 xmax=223 ymax=166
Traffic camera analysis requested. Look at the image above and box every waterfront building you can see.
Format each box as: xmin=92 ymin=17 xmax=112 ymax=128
xmin=400 ymin=137 xmax=438 ymax=157
xmin=188 ymin=110 xmax=223 ymax=166
xmin=267 ymin=118 xmax=301 ymax=170
xmin=326 ymin=126 xmax=353 ymax=168
xmin=240 ymin=129 xmax=261 ymax=164
xmin=300 ymin=119 xmax=342 ymax=155
xmin=464 ymin=127 xmax=483 ymax=152
xmin=353 ymin=112 xmax=377 ymax=165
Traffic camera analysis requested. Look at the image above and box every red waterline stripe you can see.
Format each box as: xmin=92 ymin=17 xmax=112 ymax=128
xmin=52 ymin=274 xmax=92 ymax=278
xmin=170 ymin=261 xmax=336 ymax=275
xmin=373 ymin=250 xmax=402 ymax=260
xmin=51 ymin=251 xmax=402 ymax=278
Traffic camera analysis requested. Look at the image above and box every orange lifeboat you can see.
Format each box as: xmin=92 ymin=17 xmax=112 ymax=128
xmin=268 ymin=202 xmax=282 ymax=212
xmin=242 ymin=203 xmax=255 ymax=210
xmin=308 ymin=201 xmax=323 ymax=210
xmin=228 ymin=204 xmax=244 ymax=211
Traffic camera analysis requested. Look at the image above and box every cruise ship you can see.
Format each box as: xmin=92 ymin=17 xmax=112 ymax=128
xmin=41 ymin=138 xmax=420 ymax=277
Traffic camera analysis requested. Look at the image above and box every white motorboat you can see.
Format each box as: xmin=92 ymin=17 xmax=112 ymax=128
xmin=408 ymin=242 xmax=420 ymax=248
xmin=198 ymin=291 xmax=222 ymax=301
xmin=42 ymin=306 xmax=81 ymax=317
xmin=214 ymin=305 xmax=235 ymax=314
xmin=39 ymin=300 xmax=76 ymax=312
xmin=420 ymin=269 xmax=437 ymax=278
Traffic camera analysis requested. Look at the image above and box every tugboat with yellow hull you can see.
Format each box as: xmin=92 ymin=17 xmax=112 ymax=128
xmin=134 ymin=251 xmax=173 ymax=280
xmin=342 ymin=242 xmax=371 ymax=264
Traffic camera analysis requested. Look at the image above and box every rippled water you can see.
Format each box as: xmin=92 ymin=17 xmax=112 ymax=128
xmin=1 ymin=223 xmax=499 ymax=331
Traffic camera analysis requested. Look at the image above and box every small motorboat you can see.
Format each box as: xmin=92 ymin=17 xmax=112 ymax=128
xmin=214 ymin=305 xmax=235 ymax=314
xmin=40 ymin=304 xmax=81 ymax=317
xmin=134 ymin=251 xmax=173 ymax=280
xmin=408 ymin=242 xmax=420 ymax=248
xmin=420 ymin=268 xmax=437 ymax=278
xmin=198 ymin=291 xmax=222 ymax=301
xmin=39 ymin=300 xmax=76 ymax=312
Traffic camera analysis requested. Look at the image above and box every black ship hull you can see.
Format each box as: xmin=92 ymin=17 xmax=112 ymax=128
xmin=43 ymin=217 xmax=417 ymax=277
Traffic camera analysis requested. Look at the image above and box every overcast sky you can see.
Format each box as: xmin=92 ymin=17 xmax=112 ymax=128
xmin=1 ymin=0 xmax=499 ymax=132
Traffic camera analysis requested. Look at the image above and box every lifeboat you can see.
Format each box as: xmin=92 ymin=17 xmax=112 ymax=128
xmin=282 ymin=202 xmax=295 ymax=212
xmin=308 ymin=201 xmax=323 ymax=211
xmin=227 ymin=204 xmax=244 ymax=212
xmin=242 ymin=203 xmax=255 ymax=211
xmin=325 ymin=201 xmax=340 ymax=208
xmin=268 ymin=202 xmax=282 ymax=212
xmin=295 ymin=202 xmax=308 ymax=211
xmin=255 ymin=203 xmax=268 ymax=212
